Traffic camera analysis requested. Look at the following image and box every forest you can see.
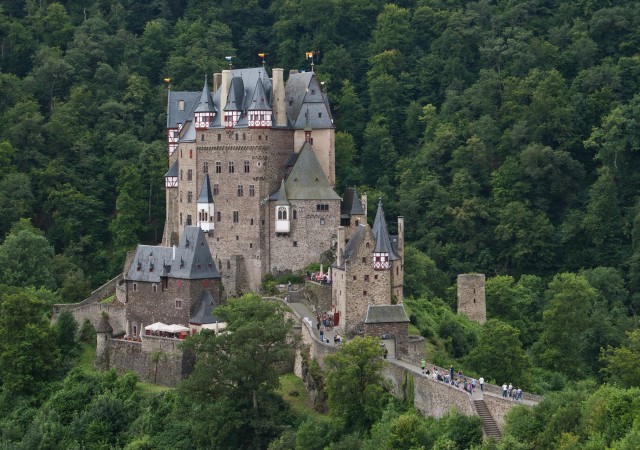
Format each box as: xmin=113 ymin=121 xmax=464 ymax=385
xmin=0 ymin=0 xmax=640 ymax=448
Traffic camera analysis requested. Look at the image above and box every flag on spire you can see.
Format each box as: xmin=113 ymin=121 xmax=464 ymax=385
xmin=258 ymin=53 xmax=266 ymax=58
xmin=225 ymin=56 xmax=233 ymax=61
xmin=306 ymin=51 xmax=314 ymax=59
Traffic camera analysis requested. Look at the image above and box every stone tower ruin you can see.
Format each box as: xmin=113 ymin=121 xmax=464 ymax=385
xmin=457 ymin=273 xmax=486 ymax=324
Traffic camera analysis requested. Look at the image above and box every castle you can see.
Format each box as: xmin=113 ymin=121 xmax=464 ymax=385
xmin=162 ymin=66 xmax=405 ymax=331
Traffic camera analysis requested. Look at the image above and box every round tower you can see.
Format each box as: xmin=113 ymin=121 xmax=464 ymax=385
xmin=95 ymin=314 xmax=113 ymax=371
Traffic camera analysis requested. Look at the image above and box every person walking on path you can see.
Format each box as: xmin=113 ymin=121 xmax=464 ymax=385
xmin=502 ymin=383 xmax=508 ymax=398
xmin=479 ymin=377 xmax=484 ymax=391
xmin=319 ymin=328 xmax=324 ymax=342
xmin=450 ymin=365 xmax=455 ymax=380
xmin=421 ymin=359 xmax=426 ymax=374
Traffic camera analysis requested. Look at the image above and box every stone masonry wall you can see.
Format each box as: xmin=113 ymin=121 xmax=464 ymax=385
xmin=304 ymin=282 xmax=332 ymax=317
xmin=364 ymin=322 xmax=409 ymax=359
xmin=52 ymin=274 xmax=126 ymax=335
xmin=457 ymin=273 xmax=486 ymax=324
xmin=268 ymin=199 xmax=340 ymax=276
xmin=106 ymin=336 xmax=194 ymax=387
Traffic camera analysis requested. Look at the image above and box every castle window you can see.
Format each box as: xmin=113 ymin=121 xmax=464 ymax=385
xmin=162 ymin=278 xmax=168 ymax=290
xmin=250 ymin=243 xmax=253 ymax=248
xmin=250 ymin=218 xmax=254 ymax=225
xmin=243 ymin=133 xmax=246 ymax=141
xmin=289 ymin=99 xmax=293 ymax=106
xmin=355 ymin=220 xmax=360 ymax=226
xmin=180 ymin=169 xmax=183 ymax=180
xmin=153 ymin=284 xmax=157 ymax=293
xmin=133 ymin=283 xmax=137 ymax=292
xmin=217 ymin=134 xmax=221 ymax=141
xmin=175 ymin=299 xmax=182 ymax=309
xmin=244 ymin=160 xmax=250 ymax=173
xmin=235 ymin=133 xmax=238 ymax=140
xmin=201 ymin=134 xmax=204 ymax=141
xmin=375 ymin=275 xmax=378 ymax=280
xmin=187 ymin=191 xmax=193 ymax=203
xmin=237 ymin=185 xmax=243 ymax=197
xmin=249 ymin=185 xmax=255 ymax=197
xmin=397 ymin=267 xmax=399 ymax=275
xmin=215 ymin=161 xmax=221 ymax=173
xmin=233 ymin=211 xmax=239 ymax=223
xmin=180 ymin=149 xmax=183 ymax=158
xmin=229 ymin=162 xmax=235 ymax=173
xmin=213 ymin=184 xmax=219 ymax=195
xmin=293 ymin=241 xmax=298 ymax=247
xmin=352 ymin=276 xmax=356 ymax=281
xmin=236 ymin=235 xmax=239 ymax=240
xmin=217 ymin=211 xmax=221 ymax=222
xmin=320 ymin=218 xmax=325 ymax=225
xmin=180 ymin=213 xmax=182 ymax=225
xmin=277 ymin=207 xmax=288 ymax=220
xmin=259 ymin=135 xmax=262 ymax=141
xmin=362 ymin=257 xmax=366 ymax=263
xmin=186 ymin=215 xmax=192 ymax=225
xmin=187 ymin=169 xmax=192 ymax=181
xmin=316 ymin=204 xmax=329 ymax=211
xmin=190 ymin=149 xmax=193 ymax=158
xmin=203 ymin=162 xmax=208 ymax=173
xmin=364 ymin=275 xmax=369 ymax=282
xmin=178 ymin=100 xmax=185 ymax=110
xmin=318 ymin=112 xmax=322 ymax=118
xmin=363 ymin=290 xmax=367 ymax=296
xmin=293 ymin=209 xmax=297 ymax=220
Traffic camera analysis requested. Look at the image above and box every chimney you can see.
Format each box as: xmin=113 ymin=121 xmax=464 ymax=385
xmin=337 ymin=226 xmax=345 ymax=267
xmin=361 ymin=193 xmax=368 ymax=220
xmin=213 ymin=73 xmax=222 ymax=93
xmin=397 ymin=216 xmax=404 ymax=260
xmin=221 ymin=70 xmax=231 ymax=118
xmin=272 ymin=68 xmax=287 ymax=127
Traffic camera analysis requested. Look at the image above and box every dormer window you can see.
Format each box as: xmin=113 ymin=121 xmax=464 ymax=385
xmin=178 ymin=100 xmax=185 ymax=111
xmin=278 ymin=207 xmax=288 ymax=220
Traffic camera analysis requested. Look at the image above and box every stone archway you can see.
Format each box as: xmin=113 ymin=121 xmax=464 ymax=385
xmin=382 ymin=333 xmax=396 ymax=359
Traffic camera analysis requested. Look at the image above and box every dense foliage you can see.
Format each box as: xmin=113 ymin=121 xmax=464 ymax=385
xmin=1 ymin=0 xmax=640 ymax=447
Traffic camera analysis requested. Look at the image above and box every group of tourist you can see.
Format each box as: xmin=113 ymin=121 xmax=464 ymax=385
xmin=502 ymin=383 xmax=523 ymax=401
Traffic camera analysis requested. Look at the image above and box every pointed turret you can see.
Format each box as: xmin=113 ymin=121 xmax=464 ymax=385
xmin=164 ymin=161 xmax=178 ymax=188
xmin=194 ymin=76 xmax=216 ymax=130
xmin=372 ymin=200 xmax=399 ymax=270
xmin=224 ymin=77 xmax=244 ymax=128
xmin=275 ymin=179 xmax=291 ymax=233
xmin=197 ymin=174 xmax=215 ymax=232
xmin=248 ymin=75 xmax=272 ymax=128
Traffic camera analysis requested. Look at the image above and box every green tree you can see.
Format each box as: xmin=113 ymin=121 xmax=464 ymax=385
xmin=600 ymin=329 xmax=640 ymax=388
xmin=325 ymin=336 xmax=390 ymax=431
xmin=0 ymin=225 xmax=55 ymax=290
xmin=179 ymin=294 xmax=297 ymax=449
xmin=334 ymin=131 xmax=362 ymax=193
xmin=0 ymin=287 xmax=60 ymax=395
xmin=533 ymin=273 xmax=596 ymax=379
xmin=465 ymin=319 xmax=530 ymax=387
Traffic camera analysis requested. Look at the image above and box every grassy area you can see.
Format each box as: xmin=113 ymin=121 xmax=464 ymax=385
xmin=278 ymin=373 xmax=327 ymax=421
xmin=101 ymin=294 xmax=115 ymax=304
xmin=137 ymin=381 xmax=172 ymax=397
xmin=408 ymin=323 xmax=421 ymax=335
xmin=78 ymin=343 xmax=97 ymax=373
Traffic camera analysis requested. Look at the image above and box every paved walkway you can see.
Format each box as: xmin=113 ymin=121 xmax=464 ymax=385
xmin=284 ymin=292 xmax=538 ymax=407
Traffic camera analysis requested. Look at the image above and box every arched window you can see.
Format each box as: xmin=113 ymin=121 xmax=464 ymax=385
xmin=277 ymin=207 xmax=288 ymax=220
xmin=293 ymin=209 xmax=297 ymax=220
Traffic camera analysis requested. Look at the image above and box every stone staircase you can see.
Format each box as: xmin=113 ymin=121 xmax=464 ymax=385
xmin=474 ymin=399 xmax=501 ymax=440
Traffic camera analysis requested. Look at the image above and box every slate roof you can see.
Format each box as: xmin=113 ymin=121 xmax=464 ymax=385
xmin=96 ymin=315 xmax=113 ymax=333
xmin=178 ymin=120 xmax=196 ymax=142
xmin=341 ymin=188 xmax=365 ymax=218
xmin=372 ymin=201 xmax=399 ymax=260
xmin=167 ymin=91 xmax=200 ymax=128
xmin=283 ymin=142 xmax=341 ymax=200
xmin=167 ymin=67 xmax=333 ymax=131
xmin=194 ymin=77 xmax=216 ymax=113
xmin=285 ymin=72 xmax=333 ymax=129
xmin=127 ymin=227 xmax=220 ymax=282
xmin=247 ymin=75 xmax=272 ymax=111
xmin=197 ymin=174 xmax=214 ymax=204
xmin=189 ymin=291 xmax=220 ymax=325
xmin=365 ymin=305 xmax=410 ymax=324
xmin=165 ymin=160 xmax=178 ymax=178
xmin=274 ymin=179 xmax=289 ymax=205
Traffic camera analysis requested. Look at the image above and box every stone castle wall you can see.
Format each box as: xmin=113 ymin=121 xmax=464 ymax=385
xmin=304 ymin=281 xmax=332 ymax=317
xmin=104 ymin=336 xmax=194 ymax=387
xmin=268 ymin=199 xmax=340 ymax=276
xmin=52 ymin=274 xmax=126 ymax=335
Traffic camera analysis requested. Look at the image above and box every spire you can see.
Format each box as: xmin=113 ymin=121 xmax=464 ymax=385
xmin=197 ymin=174 xmax=214 ymax=204
xmin=194 ymin=75 xmax=216 ymax=113
xmin=372 ymin=199 xmax=399 ymax=260
xmin=275 ymin=179 xmax=289 ymax=205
